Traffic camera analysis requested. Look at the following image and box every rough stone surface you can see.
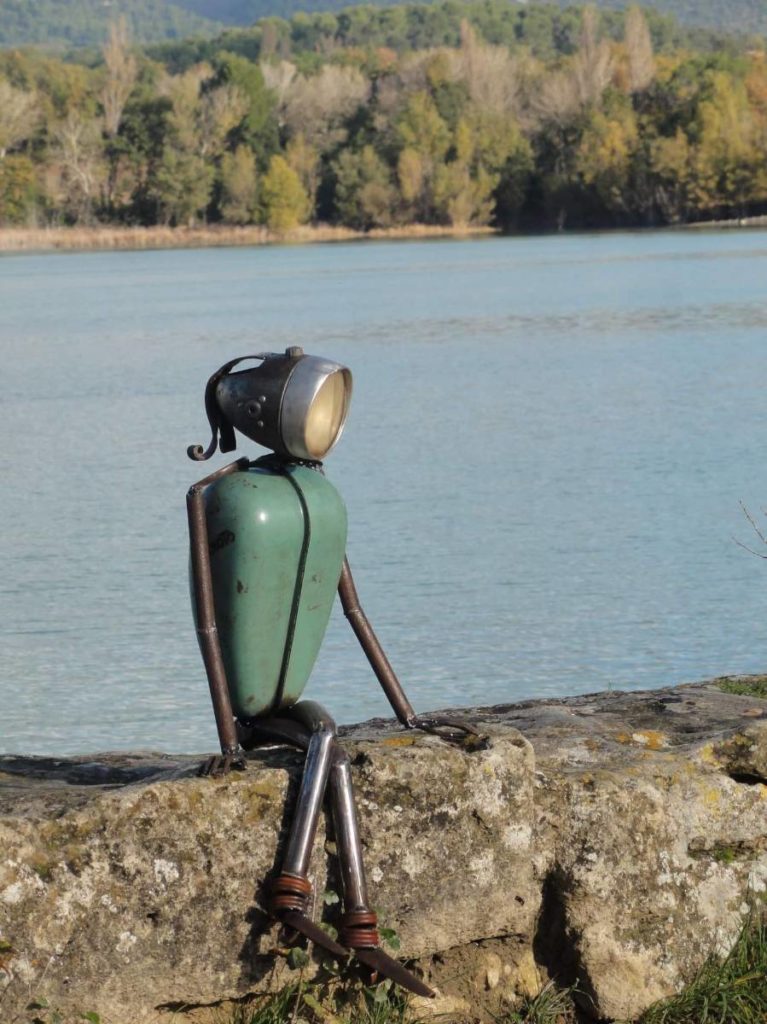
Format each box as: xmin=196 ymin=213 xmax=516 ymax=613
xmin=1 ymin=678 xmax=767 ymax=1023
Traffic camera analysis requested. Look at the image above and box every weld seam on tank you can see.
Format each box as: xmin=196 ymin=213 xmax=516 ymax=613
xmin=271 ymin=468 xmax=313 ymax=713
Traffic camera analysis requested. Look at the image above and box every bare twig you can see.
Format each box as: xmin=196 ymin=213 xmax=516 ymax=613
xmin=735 ymin=501 xmax=767 ymax=558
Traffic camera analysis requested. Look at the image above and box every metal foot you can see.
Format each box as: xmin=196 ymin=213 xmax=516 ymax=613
xmin=353 ymin=945 xmax=433 ymax=998
xmin=280 ymin=910 xmax=350 ymax=960
xmin=198 ymin=750 xmax=246 ymax=777
xmin=270 ymin=871 xmax=350 ymax=960
xmin=410 ymin=715 xmax=490 ymax=750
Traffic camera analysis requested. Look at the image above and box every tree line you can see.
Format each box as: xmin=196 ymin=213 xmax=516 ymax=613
xmin=1 ymin=3 xmax=766 ymax=232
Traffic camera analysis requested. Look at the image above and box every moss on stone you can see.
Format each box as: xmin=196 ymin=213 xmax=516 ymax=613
xmin=715 ymin=675 xmax=767 ymax=699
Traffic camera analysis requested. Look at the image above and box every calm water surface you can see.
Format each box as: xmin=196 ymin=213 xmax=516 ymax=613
xmin=1 ymin=230 xmax=766 ymax=755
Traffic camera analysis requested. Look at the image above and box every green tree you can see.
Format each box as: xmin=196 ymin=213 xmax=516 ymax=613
xmin=333 ymin=144 xmax=396 ymax=228
xmin=211 ymin=51 xmax=278 ymax=159
xmin=396 ymin=90 xmax=451 ymax=162
xmin=0 ymin=154 xmax=39 ymax=223
xmin=151 ymin=146 xmax=213 ymax=225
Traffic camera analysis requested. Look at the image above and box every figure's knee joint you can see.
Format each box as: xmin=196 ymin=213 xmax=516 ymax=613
xmin=270 ymin=872 xmax=312 ymax=915
xmin=340 ymin=909 xmax=379 ymax=949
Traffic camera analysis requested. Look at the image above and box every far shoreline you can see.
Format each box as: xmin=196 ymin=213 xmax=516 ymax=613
xmin=2 ymin=215 xmax=766 ymax=255
xmin=0 ymin=222 xmax=497 ymax=254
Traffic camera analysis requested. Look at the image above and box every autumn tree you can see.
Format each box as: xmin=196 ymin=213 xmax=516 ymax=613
xmin=285 ymin=134 xmax=320 ymax=216
xmin=573 ymin=6 xmax=615 ymax=108
xmin=51 ymin=111 xmax=106 ymax=223
xmin=260 ymin=153 xmax=310 ymax=231
xmin=197 ymin=83 xmax=248 ymax=159
xmin=575 ymin=104 xmax=640 ymax=217
xmin=396 ymin=90 xmax=451 ymax=219
xmin=650 ymin=128 xmax=693 ymax=222
xmin=279 ymin=64 xmax=371 ymax=152
xmin=101 ymin=18 xmax=137 ymax=138
xmin=457 ymin=21 xmax=521 ymax=116
xmin=624 ymin=7 xmax=656 ymax=94
xmin=691 ymin=71 xmax=766 ymax=214
xmin=0 ymin=78 xmax=39 ymax=160
xmin=220 ymin=145 xmax=258 ymax=223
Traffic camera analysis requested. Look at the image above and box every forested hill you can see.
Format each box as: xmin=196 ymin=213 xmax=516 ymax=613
xmin=1 ymin=0 xmax=766 ymax=50
xmin=0 ymin=1 xmax=222 ymax=47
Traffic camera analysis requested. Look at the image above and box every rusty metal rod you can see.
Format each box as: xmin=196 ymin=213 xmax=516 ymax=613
xmin=187 ymin=458 xmax=249 ymax=756
xmin=337 ymin=559 xmax=416 ymax=726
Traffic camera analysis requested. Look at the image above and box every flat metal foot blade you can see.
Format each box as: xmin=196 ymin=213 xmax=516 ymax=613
xmin=353 ymin=946 xmax=434 ymax=997
xmin=280 ymin=911 xmax=349 ymax=960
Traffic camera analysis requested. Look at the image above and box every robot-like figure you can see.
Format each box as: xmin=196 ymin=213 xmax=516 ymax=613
xmin=187 ymin=349 xmax=478 ymax=996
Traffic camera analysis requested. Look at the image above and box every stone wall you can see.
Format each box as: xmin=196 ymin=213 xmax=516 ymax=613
xmin=1 ymin=679 xmax=766 ymax=1023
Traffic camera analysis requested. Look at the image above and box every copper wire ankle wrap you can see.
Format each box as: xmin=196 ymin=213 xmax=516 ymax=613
xmin=271 ymin=873 xmax=312 ymax=914
xmin=340 ymin=909 xmax=379 ymax=949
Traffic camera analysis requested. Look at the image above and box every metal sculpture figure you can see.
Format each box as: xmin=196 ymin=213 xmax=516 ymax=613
xmin=187 ymin=348 xmax=478 ymax=996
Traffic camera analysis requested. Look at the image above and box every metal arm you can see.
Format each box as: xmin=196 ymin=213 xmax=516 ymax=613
xmin=187 ymin=457 xmax=250 ymax=768
xmin=337 ymin=558 xmax=485 ymax=746
xmin=337 ymin=557 xmax=417 ymax=726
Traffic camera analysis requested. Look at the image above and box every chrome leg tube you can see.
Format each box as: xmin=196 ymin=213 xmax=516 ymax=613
xmin=329 ymin=742 xmax=435 ymax=997
xmin=267 ymin=702 xmax=336 ymax=920
xmin=330 ymin=746 xmax=370 ymax=914
xmin=280 ymin=702 xmax=336 ymax=879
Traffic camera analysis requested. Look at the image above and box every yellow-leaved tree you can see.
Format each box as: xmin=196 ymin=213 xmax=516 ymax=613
xmin=260 ymin=154 xmax=310 ymax=232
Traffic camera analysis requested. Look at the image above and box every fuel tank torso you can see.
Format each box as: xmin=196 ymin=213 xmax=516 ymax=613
xmin=196 ymin=460 xmax=347 ymax=719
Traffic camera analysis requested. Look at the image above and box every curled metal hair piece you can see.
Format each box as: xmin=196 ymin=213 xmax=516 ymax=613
xmin=187 ymin=354 xmax=267 ymax=461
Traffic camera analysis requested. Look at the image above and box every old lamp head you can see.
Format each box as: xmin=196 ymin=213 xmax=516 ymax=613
xmin=188 ymin=347 xmax=352 ymax=463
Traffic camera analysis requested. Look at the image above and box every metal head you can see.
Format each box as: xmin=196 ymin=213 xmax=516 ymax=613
xmin=188 ymin=348 xmax=353 ymax=463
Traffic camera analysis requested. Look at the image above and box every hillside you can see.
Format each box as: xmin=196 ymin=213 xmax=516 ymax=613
xmin=0 ymin=0 xmax=765 ymax=50
xmin=0 ymin=0 xmax=224 ymax=47
xmin=175 ymin=0 xmax=767 ymax=36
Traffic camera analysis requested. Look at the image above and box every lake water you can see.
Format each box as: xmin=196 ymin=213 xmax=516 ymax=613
xmin=1 ymin=229 xmax=766 ymax=755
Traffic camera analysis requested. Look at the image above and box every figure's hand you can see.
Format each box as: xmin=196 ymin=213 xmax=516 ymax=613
xmin=409 ymin=716 xmax=490 ymax=751
xmin=198 ymin=750 xmax=247 ymax=777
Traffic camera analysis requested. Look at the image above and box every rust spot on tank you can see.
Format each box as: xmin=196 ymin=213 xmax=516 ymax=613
xmin=210 ymin=529 xmax=235 ymax=555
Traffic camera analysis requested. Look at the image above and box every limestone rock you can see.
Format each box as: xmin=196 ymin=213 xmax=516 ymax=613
xmin=1 ymin=678 xmax=766 ymax=1023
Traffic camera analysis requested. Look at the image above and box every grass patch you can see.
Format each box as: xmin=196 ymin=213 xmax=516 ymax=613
xmin=226 ymin=971 xmax=414 ymax=1024
xmin=501 ymin=980 xmax=578 ymax=1023
xmin=227 ymin=985 xmax=299 ymax=1024
xmin=714 ymin=675 xmax=767 ymax=699
xmin=212 ymin=918 xmax=767 ymax=1024
xmin=639 ymin=916 xmax=767 ymax=1024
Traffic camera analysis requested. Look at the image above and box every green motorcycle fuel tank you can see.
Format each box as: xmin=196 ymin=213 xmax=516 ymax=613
xmin=193 ymin=459 xmax=347 ymax=719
